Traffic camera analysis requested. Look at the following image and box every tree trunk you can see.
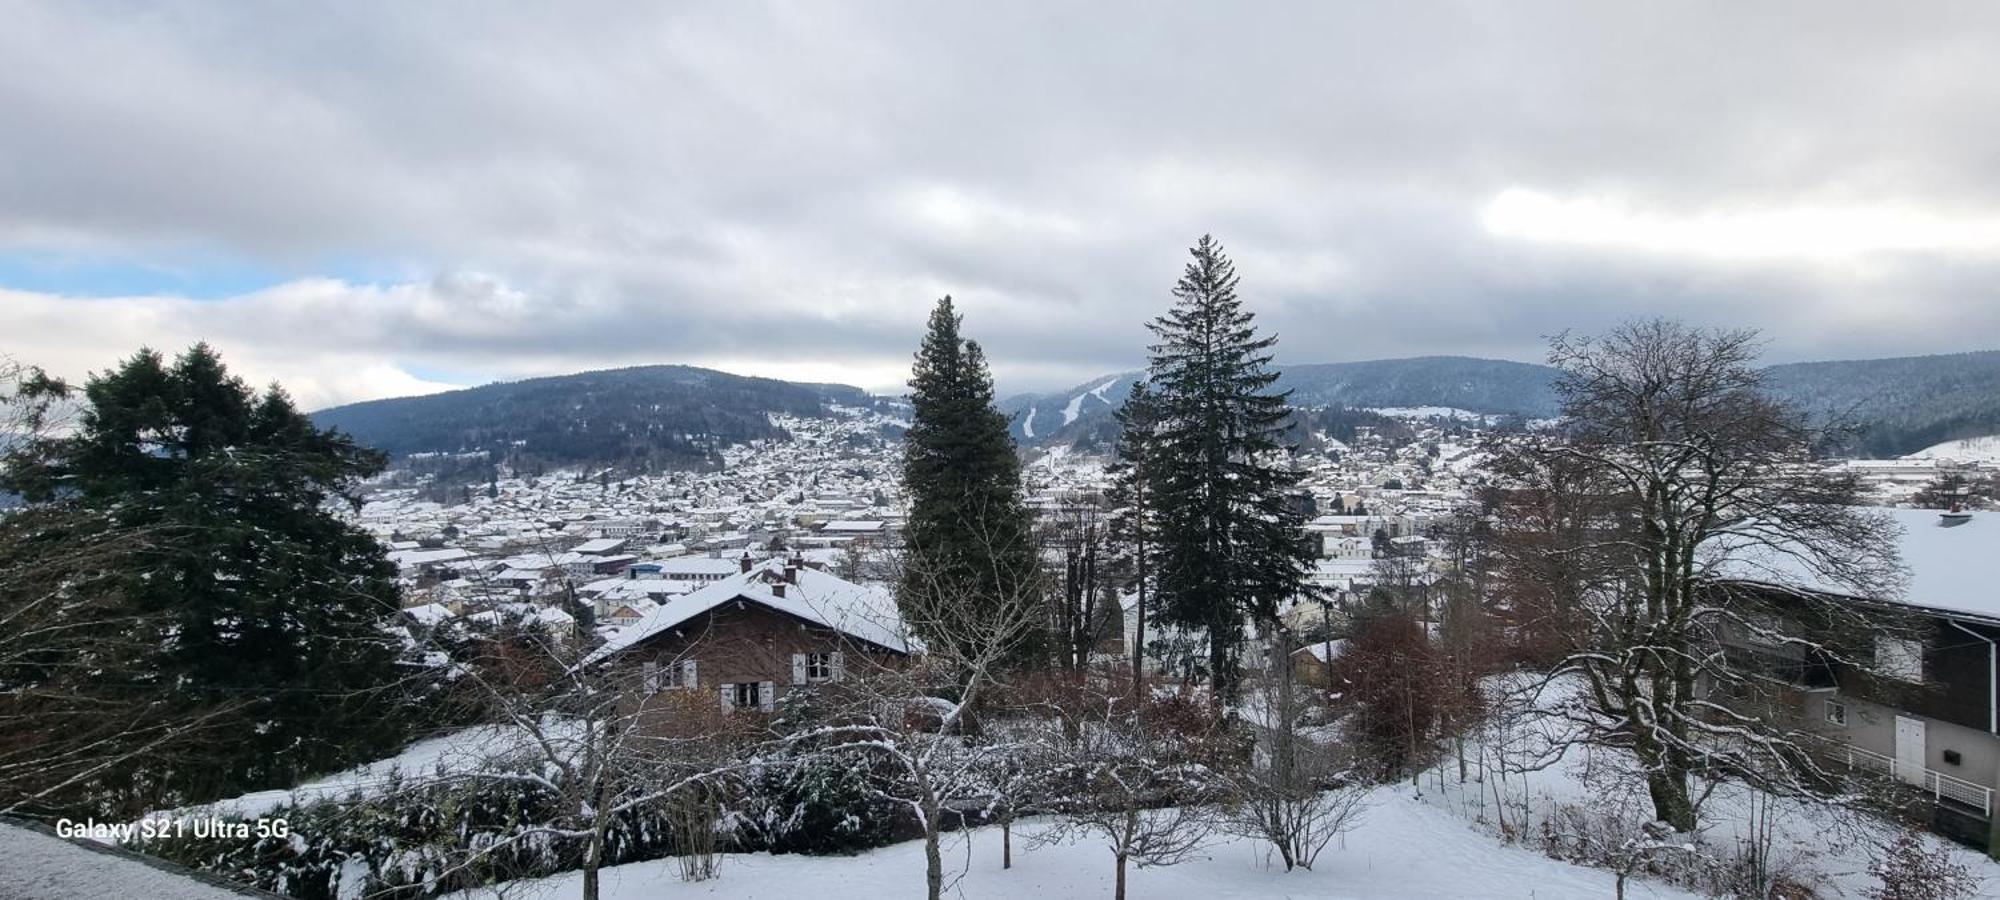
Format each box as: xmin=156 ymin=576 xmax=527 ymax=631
xmin=1132 ymin=533 xmax=1147 ymax=707
xmin=1645 ymin=767 xmax=1696 ymax=832
xmin=925 ymin=824 xmax=943 ymax=900
xmin=582 ymin=783 xmax=609 ymax=900
xmin=1003 ymin=817 xmax=1012 ymax=869
xmin=1114 ymin=852 xmax=1128 ymax=900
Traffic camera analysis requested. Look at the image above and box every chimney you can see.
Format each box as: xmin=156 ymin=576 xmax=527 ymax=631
xmin=784 ymin=561 xmax=799 ymax=584
xmin=772 ymin=582 xmax=786 ymax=598
xmin=739 ymin=552 xmax=753 ymax=574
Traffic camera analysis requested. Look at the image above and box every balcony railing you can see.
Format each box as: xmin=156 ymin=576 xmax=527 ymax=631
xmin=1842 ymin=744 xmax=1993 ymax=818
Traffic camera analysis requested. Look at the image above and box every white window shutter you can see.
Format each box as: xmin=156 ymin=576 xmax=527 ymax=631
xmin=831 ymin=651 xmax=845 ymax=683
xmin=760 ymin=680 xmax=775 ymax=712
xmin=642 ymin=662 xmax=660 ymax=694
xmin=680 ymin=659 xmax=697 ymax=689
xmin=791 ymin=653 xmax=807 ymax=685
xmin=720 ymin=684 xmax=733 ymax=710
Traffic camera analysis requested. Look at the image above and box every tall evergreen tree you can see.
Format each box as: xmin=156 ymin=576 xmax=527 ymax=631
xmin=1105 ymin=380 xmax=1161 ymax=702
xmin=898 ymin=298 xmax=1042 ymax=666
xmin=2 ymin=345 xmax=414 ymax=810
xmin=1143 ymin=236 xmax=1317 ymax=699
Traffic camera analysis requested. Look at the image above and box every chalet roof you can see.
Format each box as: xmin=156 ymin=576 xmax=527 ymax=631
xmin=583 ymin=560 xmax=909 ymax=666
xmin=1712 ymin=507 xmax=2000 ymax=623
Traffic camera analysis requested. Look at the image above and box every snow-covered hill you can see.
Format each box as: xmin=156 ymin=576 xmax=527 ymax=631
xmin=1906 ymin=434 xmax=2000 ymax=463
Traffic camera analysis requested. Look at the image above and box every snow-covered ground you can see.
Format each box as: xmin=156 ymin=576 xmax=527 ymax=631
xmin=163 ymin=725 xmax=546 ymax=822
xmin=1906 ymin=434 xmax=2000 ymax=463
xmin=1366 ymin=406 xmax=1493 ymax=422
xmin=447 ymin=797 xmax=1702 ymax=900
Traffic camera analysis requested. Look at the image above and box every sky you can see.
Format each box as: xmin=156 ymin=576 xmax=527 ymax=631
xmin=5 ymin=1 xmax=2000 ymax=409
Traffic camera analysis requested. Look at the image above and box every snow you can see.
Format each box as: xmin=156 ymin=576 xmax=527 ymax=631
xmin=166 ymin=725 xmax=549 ymax=821
xmin=0 ymin=819 xmax=264 ymax=899
xmin=1061 ymin=377 xmax=1121 ymax=427
xmin=1367 ymin=406 xmax=1490 ymax=421
xmin=1714 ymin=506 xmax=2000 ymax=622
xmin=1021 ymin=406 xmax=1036 ymax=438
xmin=582 ymin=560 xmax=910 ymax=666
xmin=1907 ymin=434 xmax=2000 ymax=463
xmin=446 ymin=798 xmax=1701 ymax=900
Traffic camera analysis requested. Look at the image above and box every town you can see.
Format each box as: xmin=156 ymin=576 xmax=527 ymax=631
xmin=7 ymin=5 xmax=2000 ymax=900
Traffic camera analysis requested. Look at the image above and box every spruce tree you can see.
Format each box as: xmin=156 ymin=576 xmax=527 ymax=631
xmin=1105 ymin=380 xmax=1160 ymax=702
xmin=1143 ymin=236 xmax=1316 ymax=699
xmin=2 ymin=344 xmax=414 ymax=808
xmin=898 ymin=297 xmax=1042 ymax=666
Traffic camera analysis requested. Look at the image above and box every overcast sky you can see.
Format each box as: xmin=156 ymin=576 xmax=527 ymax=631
xmin=5 ymin=2 xmax=2000 ymax=409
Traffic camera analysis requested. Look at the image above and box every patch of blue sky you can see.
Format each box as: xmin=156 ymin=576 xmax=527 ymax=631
xmin=0 ymin=250 xmax=416 ymax=300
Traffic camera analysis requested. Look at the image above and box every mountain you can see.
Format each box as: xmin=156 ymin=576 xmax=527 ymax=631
xmin=311 ymin=365 xmax=883 ymax=468
xmin=1278 ymin=356 xmax=1561 ymax=417
xmin=1001 ymin=372 xmax=1145 ymax=446
xmin=1002 ymin=356 xmax=1558 ymax=446
xmin=1007 ymin=351 xmax=2000 ymax=458
xmin=1762 ymin=350 xmax=2000 ymax=457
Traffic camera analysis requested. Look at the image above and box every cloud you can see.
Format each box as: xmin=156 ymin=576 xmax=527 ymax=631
xmin=3 ymin=2 xmax=2000 ymax=407
xmin=1483 ymin=188 xmax=2000 ymax=260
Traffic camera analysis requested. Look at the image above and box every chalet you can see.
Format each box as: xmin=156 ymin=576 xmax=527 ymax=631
xmin=1714 ymin=507 xmax=2000 ymax=850
xmin=583 ymin=556 xmax=909 ymax=715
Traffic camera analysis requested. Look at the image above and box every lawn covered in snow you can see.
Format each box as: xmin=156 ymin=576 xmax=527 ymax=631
xmin=451 ymin=792 xmax=1702 ymax=900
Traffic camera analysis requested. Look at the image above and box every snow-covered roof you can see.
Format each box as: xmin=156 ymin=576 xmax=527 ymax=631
xmin=571 ymin=538 xmax=627 ymax=555
xmin=659 ymin=557 xmax=746 ymax=576
xmin=1293 ymin=638 xmax=1349 ymax=664
xmin=402 ymin=602 xmax=456 ymax=626
xmin=820 ymin=519 xmax=886 ymax=532
xmin=386 ymin=547 xmax=472 ymax=569
xmin=584 ymin=560 xmax=909 ymax=666
xmin=1713 ymin=507 xmax=2000 ymax=622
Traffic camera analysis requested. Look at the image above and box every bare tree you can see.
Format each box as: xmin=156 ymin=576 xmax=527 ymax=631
xmin=1046 ymin=500 xmax=1118 ymax=673
xmin=1228 ymin=631 xmax=1367 ymax=872
xmin=1028 ymin=675 xmax=1233 ymax=900
xmin=792 ymin=512 xmax=1048 ymax=900
xmin=1487 ymin=319 xmax=1907 ymax=832
xmin=414 ymin=624 xmax=750 ymax=900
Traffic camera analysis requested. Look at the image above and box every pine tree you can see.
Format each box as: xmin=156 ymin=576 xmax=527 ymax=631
xmin=1143 ymin=236 xmax=1316 ymax=699
xmin=898 ymin=297 xmax=1042 ymax=666
xmin=2 ymin=344 xmax=415 ymax=809
xmin=1106 ymin=380 xmax=1161 ymax=702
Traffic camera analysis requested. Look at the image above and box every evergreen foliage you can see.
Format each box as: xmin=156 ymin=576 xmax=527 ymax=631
xmin=897 ymin=297 xmax=1042 ymax=665
xmin=1141 ymin=236 xmax=1317 ymax=698
xmin=2 ymin=344 xmax=417 ymax=811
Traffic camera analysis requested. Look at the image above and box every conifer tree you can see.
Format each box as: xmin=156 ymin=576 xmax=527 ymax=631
xmin=1106 ymin=380 xmax=1160 ymax=701
xmin=1143 ymin=236 xmax=1316 ymax=699
xmin=898 ymin=297 xmax=1042 ymax=667
xmin=1 ymin=344 xmax=414 ymax=808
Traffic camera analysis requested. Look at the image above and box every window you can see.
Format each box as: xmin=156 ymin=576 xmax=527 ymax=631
xmin=1876 ymin=637 xmax=1923 ymax=682
xmin=792 ymin=651 xmax=844 ymax=684
xmin=1825 ymin=699 xmax=1847 ymax=727
xmin=722 ymin=681 xmax=774 ymax=712
xmin=642 ymin=662 xmax=660 ymax=694
xmin=679 ymin=659 xmax=698 ymax=689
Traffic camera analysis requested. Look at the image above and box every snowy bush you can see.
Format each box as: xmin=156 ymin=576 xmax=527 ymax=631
xmin=728 ymin=752 xmax=902 ymax=856
xmin=132 ymin=768 xmax=707 ymax=899
xmin=1865 ymin=831 xmax=1979 ymax=900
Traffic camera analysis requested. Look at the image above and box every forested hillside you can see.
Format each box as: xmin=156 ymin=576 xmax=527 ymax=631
xmin=1764 ymin=350 xmax=2000 ymax=456
xmin=312 ymin=365 xmax=879 ymax=469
